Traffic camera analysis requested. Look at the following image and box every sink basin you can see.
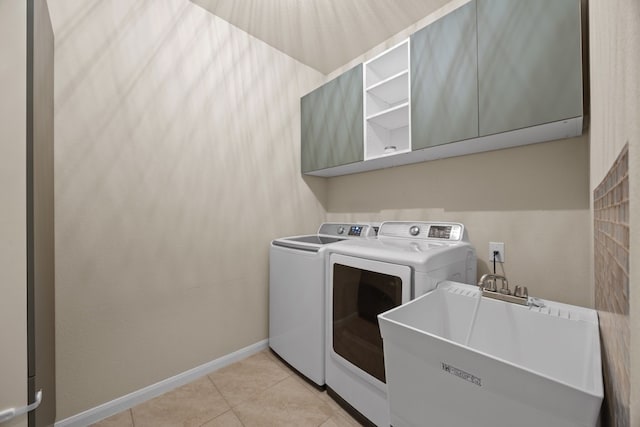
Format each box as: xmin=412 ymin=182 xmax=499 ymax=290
xmin=378 ymin=281 xmax=603 ymax=427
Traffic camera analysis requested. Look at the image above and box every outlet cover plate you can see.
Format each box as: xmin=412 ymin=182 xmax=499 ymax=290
xmin=489 ymin=242 xmax=505 ymax=262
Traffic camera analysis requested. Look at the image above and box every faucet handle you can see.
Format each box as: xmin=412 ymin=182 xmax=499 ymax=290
xmin=498 ymin=277 xmax=511 ymax=295
xmin=513 ymin=286 xmax=529 ymax=299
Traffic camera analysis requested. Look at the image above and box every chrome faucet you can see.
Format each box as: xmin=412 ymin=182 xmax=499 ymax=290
xmin=478 ymin=273 xmax=529 ymax=306
xmin=478 ymin=273 xmax=510 ymax=294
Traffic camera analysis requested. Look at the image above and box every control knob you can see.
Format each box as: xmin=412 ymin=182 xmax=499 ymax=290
xmin=337 ymin=226 xmax=345 ymax=235
xmin=409 ymin=225 xmax=420 ymax=236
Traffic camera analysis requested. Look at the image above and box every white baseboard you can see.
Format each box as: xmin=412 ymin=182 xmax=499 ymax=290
xmin=55 ymin=339 xmax=269 ymax=427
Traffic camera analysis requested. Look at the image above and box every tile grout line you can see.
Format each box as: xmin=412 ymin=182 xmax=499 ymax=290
xmin=198 ymin=350 xmax=356 ymax=427
xmin=203 ymin=375 xmax=246 ymax=427
xmin=273 ymin=370 xmax=357 ymax=427
xmin=261 ymin=350 xmax=361 ymax=426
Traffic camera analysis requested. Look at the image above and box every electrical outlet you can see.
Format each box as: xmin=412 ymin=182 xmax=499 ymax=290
xmin=489 ymin=242 xmax=505 ymax=263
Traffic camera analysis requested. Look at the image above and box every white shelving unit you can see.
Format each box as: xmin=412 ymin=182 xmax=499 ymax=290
xmin=364 ymin=39 xmax=410 ymax=160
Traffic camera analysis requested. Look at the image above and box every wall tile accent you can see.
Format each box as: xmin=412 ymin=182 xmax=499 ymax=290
xmin=594 ymin=144 xmax=630 ymax=427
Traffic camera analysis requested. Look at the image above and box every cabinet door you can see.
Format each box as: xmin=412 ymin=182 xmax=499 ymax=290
xmin=411 ymin=1 xmax=478 ymax=150
xmin=477 ymin=0 xmax=583 ymax=136
xmin=301 ymin=65 xmax=363 ymax=173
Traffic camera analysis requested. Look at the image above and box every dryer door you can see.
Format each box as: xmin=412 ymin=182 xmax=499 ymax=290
xmin=329 ymin=253 xmax=411 ymax=389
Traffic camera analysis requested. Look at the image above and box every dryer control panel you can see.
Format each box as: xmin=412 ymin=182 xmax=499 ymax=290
xmin=379 ymin=222 xmax=465 ymax=241
xmin=427 ymin=225 xmax=461 ymax=240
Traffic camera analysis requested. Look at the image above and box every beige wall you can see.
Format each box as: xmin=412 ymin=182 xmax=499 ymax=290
xmin=48 ymin=0 xmax=326 ymax=418
xmin=589 ymin=1 xmax=640 ymax=425
xmin=589 ymin=0 xmax=637 ymax=188
xmin=0 ymin=1 xmax=28 ymax=426
xmin=327 ymin=136 xmax=592 ymax=307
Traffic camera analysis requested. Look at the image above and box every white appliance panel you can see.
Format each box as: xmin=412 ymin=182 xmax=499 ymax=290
xmin=269 ymin=245 xmax=325 ymax=385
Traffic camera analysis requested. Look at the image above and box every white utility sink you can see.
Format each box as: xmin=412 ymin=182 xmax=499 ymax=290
xmin=378 ymin=281 xmax=603 ymax=427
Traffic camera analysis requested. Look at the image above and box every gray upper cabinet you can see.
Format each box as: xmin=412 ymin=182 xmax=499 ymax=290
xmin=302 ymin=0 xmax=583 ymax=177
xmin=411 ymin=1 xmax=479 ymax=150
xmin=301 ymin=65 xmax=364 ymax=173
xmin=477 ymin=0 xmax=583 ymax=136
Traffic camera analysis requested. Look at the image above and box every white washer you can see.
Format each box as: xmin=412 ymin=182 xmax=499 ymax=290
xmin=269 ymin=223 xmax=378 ymax=386
xmin=325 ymin=221 xmax=476 ymax=426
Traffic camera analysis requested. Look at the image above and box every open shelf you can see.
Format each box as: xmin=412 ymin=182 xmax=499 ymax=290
xmin=364 ymin=39 xmax=410 ymax=160
xmin=366 ymin=41 xmax=410 ymax=87
xmin=367 ymin=103 xmax=409 ymax=129
xmin=366 ymin=71 xmax=409 ymax=106
xmin=365 ymin=121 xmax=410 ymax=160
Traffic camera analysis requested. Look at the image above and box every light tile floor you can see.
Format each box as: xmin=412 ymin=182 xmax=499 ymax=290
xmin=91 ymin=350 xmax=361 ymax=427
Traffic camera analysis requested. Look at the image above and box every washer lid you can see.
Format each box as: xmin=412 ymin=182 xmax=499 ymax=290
xmin=272 ymin=235 xmax=345 ymax=252
xmin=283 ymin=235 xmax=345 ymax=245
xmin=271 ymin=222 xmax=379 ymax=252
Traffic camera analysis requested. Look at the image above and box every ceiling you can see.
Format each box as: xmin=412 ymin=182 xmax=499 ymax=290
xmin=190 ymin=0 xmax=453 ymax=74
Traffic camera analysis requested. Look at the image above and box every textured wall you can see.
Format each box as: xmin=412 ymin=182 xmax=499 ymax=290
xmin=594 ymin=147 xmax=630 ymax=425
xmin=47 ymin=0 xmax=326 ymax=418
xmin=589 ymin=0 xmax=640 ymax=425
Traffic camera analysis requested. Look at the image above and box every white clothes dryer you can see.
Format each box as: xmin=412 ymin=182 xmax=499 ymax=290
xmin=269 ymin=223 xmax=378 ymax=387
xmin=325 ymin=221 xmax=476 ymax=426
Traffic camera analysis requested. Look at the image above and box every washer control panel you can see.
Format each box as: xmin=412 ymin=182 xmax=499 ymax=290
xmin=348 ymin=225 xmax=363 ymax=236
xmin=318 ymin=223 xmax=379 ymax=238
